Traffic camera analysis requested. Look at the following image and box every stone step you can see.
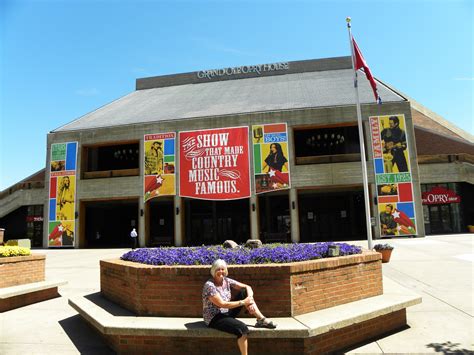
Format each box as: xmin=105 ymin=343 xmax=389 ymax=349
xmin=69 ymin=278 xmax=421 ymax=339
xmin=0 ymin=280 xmax=67 ymax=299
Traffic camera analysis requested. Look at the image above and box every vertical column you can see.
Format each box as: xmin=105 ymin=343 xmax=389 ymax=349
xmin=138 ymin=197 xmax=145 ymax=247
xmin=174 ymin=195 xmax=183 ymax=246
xmin=139 ymin=137 xmax=145 ymax=247
xmin=250 ymin=195 xmax=259 ymax=239
xmin=290 ymin=188 xmax=300 ymax=243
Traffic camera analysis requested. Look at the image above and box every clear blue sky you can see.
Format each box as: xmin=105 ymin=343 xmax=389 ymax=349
xmin=1 ymin=0 xmax=472 ymax=190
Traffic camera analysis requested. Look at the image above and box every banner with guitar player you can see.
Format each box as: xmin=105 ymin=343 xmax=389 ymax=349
xmin=369 ymin=114 xmax=417 ymax=236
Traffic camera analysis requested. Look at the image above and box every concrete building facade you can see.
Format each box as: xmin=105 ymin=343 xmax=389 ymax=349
xmin=1 ymin=56 xmax=472 ymax=248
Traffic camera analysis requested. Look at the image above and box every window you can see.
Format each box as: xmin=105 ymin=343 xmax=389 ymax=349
xmin=294 ymin=125 xmax=361 ymax=164
xmin=82 ymin=142 xmax=139 ymax=178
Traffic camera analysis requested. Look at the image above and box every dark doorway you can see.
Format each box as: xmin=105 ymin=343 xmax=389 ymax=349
xmin=427 ymin=204 xmax=454 ymax=234
xmin=258 ymin=192 xmax=291 ymax=243
xmin=298 ymin=188 xmax=367 ymax=242
xmin=148 ymin=199 xmax=174 ymax=246
xmin=184 ymin=199 xmax=250 ymax=246
xmin=84 ymin=199 xmax=138 ymax=248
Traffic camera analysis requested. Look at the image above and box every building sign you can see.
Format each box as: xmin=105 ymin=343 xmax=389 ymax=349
xmin=48 ymin=142 xmax=78 ymax=247
xmin=26 ymin=216 xmax=43 ymax=222
xmin=197 ymin=62 xmax=289 ymax=79
xmin=422 ymin=186 xmax=461 ymax=205
xmin=252 ymin=123 xmax=291 ymax=194
xmin=179 ymin=126 xmax=250 ymax=200
xmin=369 ymin=115 xmax=417 ymax=236
xmin=144 ymin=132 xmax=176 ymax=202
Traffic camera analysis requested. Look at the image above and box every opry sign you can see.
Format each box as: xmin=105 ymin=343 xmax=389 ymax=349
xmin=197 ymin=62 xmax=289 ymax=79
xmin=422 ymin=186 xmax=461 ymax=205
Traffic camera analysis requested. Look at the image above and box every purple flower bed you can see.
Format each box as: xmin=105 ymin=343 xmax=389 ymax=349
xmin=121 ymin=242 xmax=362 ymax=266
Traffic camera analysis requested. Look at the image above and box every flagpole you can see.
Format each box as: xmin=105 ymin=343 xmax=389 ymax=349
xmin=346 ymin=17 xmax=374 ymax=250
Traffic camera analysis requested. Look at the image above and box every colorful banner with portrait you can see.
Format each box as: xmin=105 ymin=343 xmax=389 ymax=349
xmin=144 ymin=132 xmax=176 ymax=202
xmin=369 ymin=114 xmax=417 ymax=236
xmin=48 ymin=142 xmax=78 ymax=247
xmin=179 ymin=126 xmax=250 ymax=200
xmin=252 ymin=123 xmax=291 ymax=194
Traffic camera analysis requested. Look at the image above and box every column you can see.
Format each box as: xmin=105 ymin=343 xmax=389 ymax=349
xmin=138 ymin=196 xmax=145 ymax=247
xmin=250 ymin=195 xmax=259 ymax=240
xmin=290 ymin=188 xmax=300 ymax=243
xmin=174 ymin=195 xmax=183 ymax=246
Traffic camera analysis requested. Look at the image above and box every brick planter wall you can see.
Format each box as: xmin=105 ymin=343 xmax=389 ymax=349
xmin=100 ymin=250 xmax=382 ymax=317
xmin=0 ymin=255 xmax=45 ymax=288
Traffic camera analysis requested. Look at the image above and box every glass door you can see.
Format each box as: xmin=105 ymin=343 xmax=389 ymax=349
xmin=428 ymin=205 xmax=453 ymax=234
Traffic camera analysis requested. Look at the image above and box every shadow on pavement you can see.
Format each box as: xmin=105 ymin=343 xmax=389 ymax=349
xmin=84 ymin=292 xmax=135 ymax=316
xmin=340 ymin=324 xmax=411 ymax=353
xmin=426 ymin=341 xmax=474 ymax=354
xmin=58 ymin=314 xmax=114 ymax=354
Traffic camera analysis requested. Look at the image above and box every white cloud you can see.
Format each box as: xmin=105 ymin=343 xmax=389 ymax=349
xmin=453 ymin=77 xmax=474 ymax=81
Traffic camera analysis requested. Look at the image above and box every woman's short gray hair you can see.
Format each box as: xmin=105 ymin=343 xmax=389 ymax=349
xmin=210 ymin=259 xmax=228 ymax=277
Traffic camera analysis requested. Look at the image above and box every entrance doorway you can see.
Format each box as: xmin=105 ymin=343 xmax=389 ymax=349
xmin=83 ymin=199 xmax=138 ymax=248
xmin=298 ymin=188 xmax=367 ymax=242
xmin=427 ymin=204 xmax=453 ymax=234
xmin=147 ymin=198 xmax=174 ymax=246
xmin=258 ymin=192 xmax=291 ymax=243
xmin=184 ymin=199 xmax=250 ymax=246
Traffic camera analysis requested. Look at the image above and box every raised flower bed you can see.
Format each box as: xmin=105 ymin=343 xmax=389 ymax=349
xmin=101 ymin=243 xmax=382 ymax=317
xmin=0 ymin=246 xmax=66 ymax=313
xmin=0 ymin=247 xmax=45 ymax=288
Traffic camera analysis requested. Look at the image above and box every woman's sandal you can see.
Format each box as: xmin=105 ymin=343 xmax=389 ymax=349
xmin=255 ymin=317 xmax=277 ymax=329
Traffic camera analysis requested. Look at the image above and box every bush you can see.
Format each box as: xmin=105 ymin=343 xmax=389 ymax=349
xmin=0 ymin=246 xmax=31 ymax=257
xmin=121 ymin=242 xmax=362 ymax=266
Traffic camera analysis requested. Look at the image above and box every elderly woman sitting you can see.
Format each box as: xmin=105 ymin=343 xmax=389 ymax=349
xmin=202 ymin=259 xmax=276 ymax=355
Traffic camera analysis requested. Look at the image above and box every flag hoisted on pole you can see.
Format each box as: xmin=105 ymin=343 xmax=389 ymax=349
xmin=346 ymin=17 xmax=375 ymax=250
xmin=352 ymin=37 xmax=382 ymax=104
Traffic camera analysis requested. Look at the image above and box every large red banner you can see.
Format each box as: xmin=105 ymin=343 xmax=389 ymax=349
xmin=179 ymin=126 xmax=250 ymax=200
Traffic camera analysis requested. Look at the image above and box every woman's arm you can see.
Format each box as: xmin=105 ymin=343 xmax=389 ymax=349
xmin=208 ymin=293 xmax=251 ymax=309
xmin=232 ymin=280 xmax=254 ymax=299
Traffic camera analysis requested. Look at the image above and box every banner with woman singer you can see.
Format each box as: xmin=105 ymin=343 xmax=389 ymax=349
xmin=179 ymin=126 xmax=251 ymax=200
xmin=48 ymin=142 xmax=78 ymax=247
xmin=252 ymin=123 xmax=291 ymax=194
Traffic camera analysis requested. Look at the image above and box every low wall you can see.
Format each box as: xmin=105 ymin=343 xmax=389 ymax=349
xmin=102 ymin=310 xmax=406 ymax=354
xmin=0 ymin=255 xmax=45 ymax=288
xmin=100 ymin=250 xmax=382 ymax=317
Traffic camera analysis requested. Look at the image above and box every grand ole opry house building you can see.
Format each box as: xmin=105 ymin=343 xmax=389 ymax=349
xmin=1 ymin=56 xmax=473 ymax=248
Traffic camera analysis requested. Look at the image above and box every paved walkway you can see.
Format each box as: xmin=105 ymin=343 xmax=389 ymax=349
xmin=0 ymin=234 xmax=472 ymax=354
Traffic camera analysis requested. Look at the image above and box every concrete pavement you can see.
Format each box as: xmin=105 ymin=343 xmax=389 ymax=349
xmin=0 ymin=234 xmax=473 ymax=354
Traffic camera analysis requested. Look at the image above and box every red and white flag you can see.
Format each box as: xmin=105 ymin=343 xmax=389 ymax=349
xmin=352 ymin=37 xmax=381 ymax=103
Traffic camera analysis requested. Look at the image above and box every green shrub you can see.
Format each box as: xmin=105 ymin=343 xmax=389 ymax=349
xmin=0 ymin=246 xmax=31 ymax=257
